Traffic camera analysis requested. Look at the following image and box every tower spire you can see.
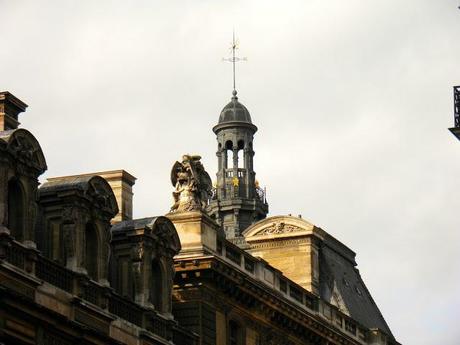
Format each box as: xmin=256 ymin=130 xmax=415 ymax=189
xmin=223 ymin=31 xmax=246 ymax=95
xmin=232 ymin=30 xmax=237 ymax=92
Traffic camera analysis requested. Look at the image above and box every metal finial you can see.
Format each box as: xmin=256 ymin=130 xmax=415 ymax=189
xmin=222 ymin=31 xmax=247 ymax=95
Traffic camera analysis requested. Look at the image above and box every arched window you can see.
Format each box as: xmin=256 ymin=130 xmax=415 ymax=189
xmin=150 ymin=259 xmax=164 ymax=312
xmin=225 ymin=140 xmax=233 ymax=151
xmin=85 ymin=222 xmax=99 ymax=280
xmin=229 ymin=320 xmax=243 ymax=345
xmin=225 ymin=140 xmax=234 ymax=171
xmin=8 ymin=178 xmax=25 ymax=241
xmin=237 ymin=140 xmax=244 ymax=169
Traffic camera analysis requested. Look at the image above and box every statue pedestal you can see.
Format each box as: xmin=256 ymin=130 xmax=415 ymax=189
xmin=166 ymin=211 xmax=224 ymax=258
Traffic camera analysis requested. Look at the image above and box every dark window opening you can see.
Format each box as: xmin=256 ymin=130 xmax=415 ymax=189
xmin=150 ymin=259 xmax=164 ymax=312
xmin=85 ymin=222 xmax=98 ymax=280
xmin=8 ymin=178 xmax=25 ymax=241
xmin=225 ymin=140 xmax=233 ymax=150
xmin=229 ymin=320 xmax=242 ymax=345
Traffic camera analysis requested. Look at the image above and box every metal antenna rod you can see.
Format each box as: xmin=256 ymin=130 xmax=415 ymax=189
xmin=232 ymin=31 xmax=236 ymax=91
xmin=223 ymin=31 xmax=247 ymax=93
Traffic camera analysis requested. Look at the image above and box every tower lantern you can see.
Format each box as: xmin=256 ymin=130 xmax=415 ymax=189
xmin=206 ymin=90 xmax=268 ymax=239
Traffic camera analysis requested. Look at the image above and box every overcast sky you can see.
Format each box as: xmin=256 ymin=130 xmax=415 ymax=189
xmin=1 ymin=1 xmax=460 ymax=344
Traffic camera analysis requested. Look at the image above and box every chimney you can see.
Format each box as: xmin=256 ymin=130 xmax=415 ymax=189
xmin=0 ymin=91 xmax=28 ymax=130
xmin=97 ymin=170 xmax=136 ymax=223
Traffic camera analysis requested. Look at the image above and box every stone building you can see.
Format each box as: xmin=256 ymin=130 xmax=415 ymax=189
xmin=0 ymin=91 xmax=194 ymax=345
xmin=0 ymin=88 xmax=401 ymax=345
xmin=169 ymin=90 xmax=400 ymax=345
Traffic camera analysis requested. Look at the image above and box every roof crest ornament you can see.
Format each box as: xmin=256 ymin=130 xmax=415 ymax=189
xmin=222 ymin=30 xmax=247 ymax=99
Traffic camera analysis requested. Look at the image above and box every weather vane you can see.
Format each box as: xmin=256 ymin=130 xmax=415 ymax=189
xmin=222 ymin=31 xmax=247 ymax=93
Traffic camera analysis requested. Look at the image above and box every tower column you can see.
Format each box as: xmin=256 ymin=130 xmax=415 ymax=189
xmin=244 ymin=148 xmax=250 ymax=197
xmin=222 ymin=149 xmax=228 ymax=170
xmin=243 ymin=148 xmax=249 ymax=169
xmin=217 ymin=150 xmax=222 ymax=171
xmin=221 ymin=149 xmax=228 ymax=199
xmin=232 ymin=148 xmax=238 ymax=172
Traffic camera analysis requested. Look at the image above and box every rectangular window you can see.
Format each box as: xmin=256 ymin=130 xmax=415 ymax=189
xmin=217 ymin=240 xmax=223 ymax=254
xmin=279 ymin=279 xmax=287 ymax=293
xmin=289 ymin=285 xmax=303 ymax=303
xmin=226 ymin=246 xmax=241 ymax=265
xmin=244 ymin=257 xmax=255 ymax=273
xmin=229 ymin=320 xmax=241 ymax=345
xmin=345 ymin=320 xmax=357 ymax=335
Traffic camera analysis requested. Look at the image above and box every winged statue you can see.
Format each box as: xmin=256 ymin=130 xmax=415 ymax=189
xmin=170 ymin=154 xmax=212 ymax=213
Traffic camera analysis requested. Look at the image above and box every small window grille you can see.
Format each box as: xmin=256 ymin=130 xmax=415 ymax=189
xmin=279 ymin=279 xmax=287 ymax=293
xmin=345 ymin=320 xmax=357 ymax=335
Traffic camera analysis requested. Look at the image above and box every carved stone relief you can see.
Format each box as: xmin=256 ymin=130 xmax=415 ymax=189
xmin=258 ymin=222 xmax=303 ymax=235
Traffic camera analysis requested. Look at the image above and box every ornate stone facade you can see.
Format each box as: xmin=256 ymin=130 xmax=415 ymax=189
xmin=0 ymin=89 xmax=400 ymax=345
xmin=169 ymin=92 xmax=400 ymax=345
xmin=0 ymin=92 xmax=194 ymax=345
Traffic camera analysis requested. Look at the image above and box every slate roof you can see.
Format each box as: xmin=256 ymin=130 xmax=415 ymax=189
xmin=320 ymin=235 xmax=395 ymax=340
xmin=40 ymin=176 xmax=96 ymax=193
xmin=111 ymin=217 xmax=159 ymax=232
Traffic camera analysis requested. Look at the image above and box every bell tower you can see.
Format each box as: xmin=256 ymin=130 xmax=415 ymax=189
xmin=206 ymin=89 xmax=268 ymax=239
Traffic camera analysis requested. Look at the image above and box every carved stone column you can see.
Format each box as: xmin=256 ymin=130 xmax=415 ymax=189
xmin=131 ymin=241 xmax=144 ymax=304
xmin=23 ymin=176 xmax=39 ymax=247
xmin=97 ymin=219 xmax=111 ymax=286
xmin=163 ymin=255 xmax=175 ymax=317
xmin=217 ymin=150 xmax=222 ymax=172
xmin=233 ymin=209 xmax=240 ymax=237
xmin=222 ymin=149 xmax=228 ymax=170
xmin=232 ymin=148 xmax=238 ymax=172
xmin=244 ymin=148 xmax=250 ymax=198
xmin=63 ymin=221 xmax=77 ymax=271
xmin=63 ymin=206 xmax=86 ymax=274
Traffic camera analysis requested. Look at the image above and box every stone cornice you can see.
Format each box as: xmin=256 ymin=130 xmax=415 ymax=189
xmin=174 ymin=256 xmax=365 ymax=345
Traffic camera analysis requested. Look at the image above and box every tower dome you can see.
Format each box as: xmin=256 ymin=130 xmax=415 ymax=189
xmin=218 ymin=90 xmax=252 ymax=124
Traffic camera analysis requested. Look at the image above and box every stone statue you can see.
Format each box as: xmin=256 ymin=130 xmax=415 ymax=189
xmin=170 ymin=154 xmax=212 ymax=213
